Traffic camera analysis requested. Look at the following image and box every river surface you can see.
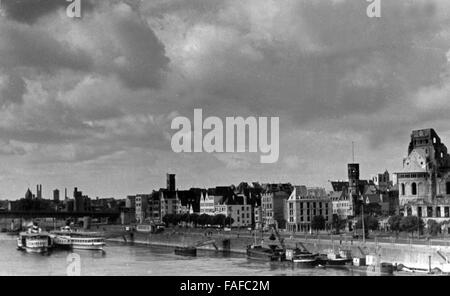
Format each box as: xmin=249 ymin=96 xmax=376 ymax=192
xmin=0 ymin=233 xmax=366 ymax=276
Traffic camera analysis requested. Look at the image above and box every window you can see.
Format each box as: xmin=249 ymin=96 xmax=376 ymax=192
xmin=401 ymin=184 xmax=405 ymax=196
xmin=411 ymin=183 xmax=417 ymax=195
xmin=437 ymin=207 xmax=441 ymax=218
xmin=417 ymin=207 xmax=422 ymax=217
xmin=427 ymin=207 xmax=433 ymax=217
xmin=447 ymin=182 xmax=450 ymax=195
xmin=445 ymin=207 xmax=449 ymax=218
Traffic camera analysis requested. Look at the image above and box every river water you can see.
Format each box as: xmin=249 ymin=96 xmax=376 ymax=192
xmin=0 ymin=233 xmax=363 ymax=276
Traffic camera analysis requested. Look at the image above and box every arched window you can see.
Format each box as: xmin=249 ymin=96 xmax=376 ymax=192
xmin=447 ymin=182 xmax=450 ymax=195
xmin=411 ymin=183 xmax=417 ymax=195
xmin=401 ymin=183 xmax=405 ymax=196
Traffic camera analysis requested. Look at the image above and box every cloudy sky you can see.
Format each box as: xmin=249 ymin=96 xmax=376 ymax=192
xmin=0 ymin=0 xmax=450 ymax=200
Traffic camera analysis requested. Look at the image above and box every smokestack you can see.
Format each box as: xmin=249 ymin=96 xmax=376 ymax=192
xmin=65 ymin=188 xmax=67 ymax=200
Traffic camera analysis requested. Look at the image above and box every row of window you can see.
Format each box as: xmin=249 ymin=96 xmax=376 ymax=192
xmin=401 ymin=182 xmax=450 ymax=196
xmin=288 ymin=210 xmax=329 ymax=218
xmin=414 ymin=206 xmax=450 ymax=218
xmin=288 ymin=202 xmax=330 ymax=209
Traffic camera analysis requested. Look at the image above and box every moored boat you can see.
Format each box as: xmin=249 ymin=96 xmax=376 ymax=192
xmin=246 ymin=244 xmax=285 ymax=261
xmin=17 ymin=224 xmax=51 ymax=253
xmin=174 ymin=246 xmax=197 ymax=256
xmin=286 ymin=248 xmax=319 ymax=267
xmin=50 ymin=226 xmax=105 ymax=250
xmin=317 ymin=249 xmax=353 ymax=267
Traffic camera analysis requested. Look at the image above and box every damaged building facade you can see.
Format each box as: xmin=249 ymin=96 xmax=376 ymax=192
xmin=396 ymin=129 xmax=450 ymax=222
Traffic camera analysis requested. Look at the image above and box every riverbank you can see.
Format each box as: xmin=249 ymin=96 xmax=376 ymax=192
xmin=104 ymin=226 xmax=450 ymax=271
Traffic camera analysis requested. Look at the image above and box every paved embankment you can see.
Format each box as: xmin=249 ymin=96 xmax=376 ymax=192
xmin=104 ymin=227 xmax=450 ymax=270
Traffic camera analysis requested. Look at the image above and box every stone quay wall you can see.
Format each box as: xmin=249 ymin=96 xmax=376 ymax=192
xmin=106 ymin=229 xmax=450 ymax=270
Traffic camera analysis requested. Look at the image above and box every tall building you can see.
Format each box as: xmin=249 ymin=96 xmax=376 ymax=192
xmin=167 ymin=173 xmax=176 ymax=191
xmin=53 ymin=189 xmax=60 ymax=202
xmin=73 ymin=187 xmax=90 ymax=212
xmin=258 ymin=184 xmax=292 ymax=229
xmin=396 ymin=129 xmax=450 ymax=222
xmin=36 ymin=184 xmax=42 ymax=199
xmin=286 ymin=186 xmax=332 ymax=232
xmin=135 ymin=194 xmax=151 ymax=223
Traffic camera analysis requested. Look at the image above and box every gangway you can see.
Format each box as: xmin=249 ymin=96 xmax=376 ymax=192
xmin=437 ymin=250 xmax=449 ymax=263
xmin=194 ymin=239 xmax=218 ymax=251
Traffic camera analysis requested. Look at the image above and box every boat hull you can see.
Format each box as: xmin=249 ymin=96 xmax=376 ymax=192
xmin=246 ymin=247 xmax=284 ymax=262
xmin=174 ymin=247 xmax=197 ymax=256
xmin=24 ymin=246 xmax=48 ymax=253
xmin=72 ymin=243 xmax=105 ymax=250
xmin=292 ymin=258 xmax=319 ymax=268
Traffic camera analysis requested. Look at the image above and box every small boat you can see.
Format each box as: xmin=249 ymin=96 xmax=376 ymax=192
xmin=17 ymin=224 xmax=51 ymax=253
xmin=292 ymin=255 xmax=318 ymax=267
xmin=317 ymin=250 xmax=353 ymax=267
xmin=247 ymin=244 xmax=285 ymax=261
xmin=50 ymin=226 xmax=105 ymax=250
xmin=286 ymin=248 xmax=319 ymax=267
xmin=174 ymin=246 xmax=197 ymax=256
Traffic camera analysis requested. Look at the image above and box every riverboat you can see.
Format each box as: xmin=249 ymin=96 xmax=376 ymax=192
xmin=17 ymin=224 xmax=51 ymax=253
xmin=50 ymin=226 xmax=105 ymax=250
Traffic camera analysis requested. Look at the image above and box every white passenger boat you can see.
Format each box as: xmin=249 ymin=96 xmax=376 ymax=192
xmin=17 ymin=224 xmax=51 ymax=253
xmin=51 ymin=226 xmax=105 ymax=250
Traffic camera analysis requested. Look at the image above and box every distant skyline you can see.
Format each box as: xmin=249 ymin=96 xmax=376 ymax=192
xmin=1 ymin=1 xmax=450 ymax=199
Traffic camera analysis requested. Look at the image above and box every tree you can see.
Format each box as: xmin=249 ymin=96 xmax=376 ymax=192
xmin=198 ymin=214 xmax=210 ymax=227
xmin=388 ymin=215 xmax=403 ymax=235
xmin=364 ymin=203 xmax=382 ymax=216
xmin=212 ymin=214 xmax=226 ymax=227
xmin=332 ymin=214 xmax=346 ymax=234
xmin=311 ymin=215 xmax=325 ymax=234
xmin=225 ymin=216 xmax=234 ymax=227
xmin=366 ymin=216 xmax=379 ymax=231
xmin=190 ymin=213 xmax=199 ymax=227
xmin=400 ymin=216 xmax=424 ymax=238
xmin=176 ymin=214 xmax=184 ymax=225
xmin=180 ymin=213 xmax=190 ymax=223
xmin=355 ymin=215 xmax=378 ymax=235
xmin=427 ymin=219 xmax=441 ymax=236
xmin=162 ymin=214 xmax=175 ymax=226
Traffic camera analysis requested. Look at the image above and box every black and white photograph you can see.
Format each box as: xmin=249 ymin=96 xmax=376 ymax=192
xmin=0 ymin=0 xmax=450 ymax=282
